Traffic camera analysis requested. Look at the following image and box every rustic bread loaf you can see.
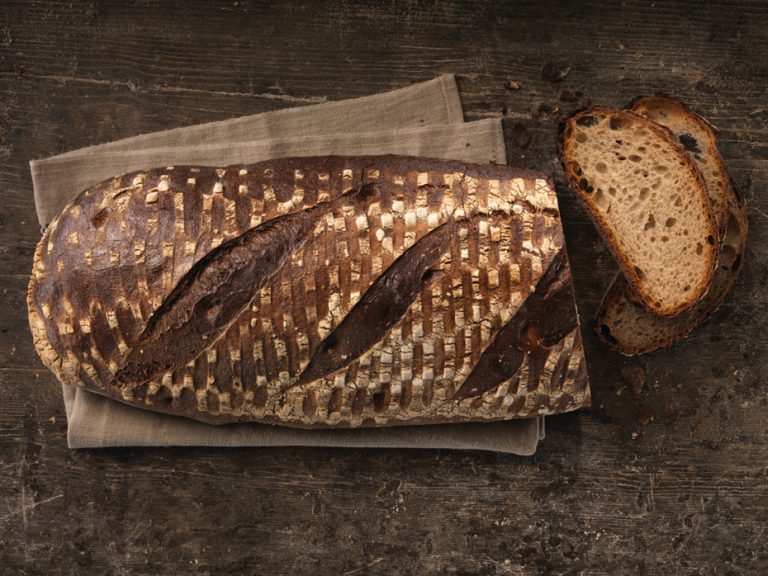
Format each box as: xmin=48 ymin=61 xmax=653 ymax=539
xmin=559 ymin=107 xmax=719 ymax=317
xmin=28 ymin=156 xmax=589 ymax=427
xmin=596 ymin=98 xmax=747 ymax=354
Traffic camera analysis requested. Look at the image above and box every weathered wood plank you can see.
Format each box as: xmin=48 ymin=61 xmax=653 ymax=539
xmin=1 ymin=365 xmax=767 ymax=574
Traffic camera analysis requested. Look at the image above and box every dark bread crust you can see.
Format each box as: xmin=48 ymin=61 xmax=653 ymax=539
xmin=29 ymin=155 xmax=590 ymax=427
xmin=558 ymin=106 xmax=719 ymax=317
xmin=455 ymin=248 xmax=578 ymax=399
xmin=295 ymin=216 xmax=455 ymax=388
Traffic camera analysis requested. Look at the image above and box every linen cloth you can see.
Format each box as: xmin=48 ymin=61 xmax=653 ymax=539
xmin=30 ymin=75 xmax=545 ymax=453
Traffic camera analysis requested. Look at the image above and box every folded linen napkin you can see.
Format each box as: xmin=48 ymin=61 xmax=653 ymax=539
xmin=31 ymin=74 xmax=547 ymax=454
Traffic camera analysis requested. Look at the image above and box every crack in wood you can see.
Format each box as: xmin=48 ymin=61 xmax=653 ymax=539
xmin=0 ymin=72 xmax=328 ymax=104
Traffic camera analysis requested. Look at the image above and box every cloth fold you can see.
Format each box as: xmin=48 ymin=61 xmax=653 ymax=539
xmin=32 ymin=75 xmax=464 ymax=226
xmin=31 ymin=74 xmax=545 ymax=454
xmin=63 ymin=386 xmax=545 ymax=452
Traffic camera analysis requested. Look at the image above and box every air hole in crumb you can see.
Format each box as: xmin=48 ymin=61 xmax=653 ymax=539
xmin=634 ymin=266 xmax=646 ymax=280
xmin=655 ymin=164 xmax=668 ymax=173
xmin=683 ymin=284 xmax=690 ymax=292
xmin=674 ymin=197 xmax=683 ymax=207
xmin=696 ymin=243 xmax=703 ymax=255
xmin=643 ymin=213 xmax=656 ymax=231
xmin=610 ymin=117 xmax=632 ymax=130
xmin=679 ymin=133 xmax=702 ymax=154
xmin=575 ymin=132 xmax=588 ymax=143
xmin=639 ymin=188 xmax=650 ymax=201
xmin=594 ymin=189 xmax=609 ymax=209
xmin=661 ymin=235 xmax=669 ymax=242
xmin=665 ymin=217 xmax=677 ymax=227
xmin=595 ymin=162 xmax=607 ymax=173
xmin=608 ymin=187 xmax=617 ymax=196
xmin=639 ymin=146 xmax=647 ymax=152
xmin=707 ymin=235 xmax=715 ymax=245
xmin=421 ymin=269 xmax=440 ymax=285
xmin=576 ymin=115 xmax=599 ymax=127
xmin=629 ymin=154 xmax=642 ymax=162
xmin=327 ymin=389 xmax=343 ymax=414
xmin=579 ymin=178 xmax=594 ymax=193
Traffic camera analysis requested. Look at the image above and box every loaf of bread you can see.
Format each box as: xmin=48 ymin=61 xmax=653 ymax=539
xmin=28 ymin=156 xmax=589 ymax=427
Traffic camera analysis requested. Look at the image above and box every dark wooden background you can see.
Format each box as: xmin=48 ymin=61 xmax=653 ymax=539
xmin=1 ymin=1 xmax=766 ymax=574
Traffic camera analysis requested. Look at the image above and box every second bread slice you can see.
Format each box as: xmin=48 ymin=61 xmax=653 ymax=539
xmin=559 ymin=107 xmax=719 ymax=316
xmin=630 ymin=96 xmax=730 ymax=239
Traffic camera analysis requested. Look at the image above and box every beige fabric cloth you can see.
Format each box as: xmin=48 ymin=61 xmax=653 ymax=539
xmin=61 ymin=386 xmax=544 ymax=451
xmin=30 ymin=75 xmax=545 ymax=453
xmin=32 ymin=75 xmax=467 ymax=225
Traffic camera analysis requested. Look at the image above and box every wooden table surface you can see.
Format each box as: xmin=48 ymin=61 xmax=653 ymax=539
xmin=1 ymin=1 xmax=766 ymax=574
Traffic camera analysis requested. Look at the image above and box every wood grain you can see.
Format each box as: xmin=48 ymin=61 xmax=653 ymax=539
xmin=1 ymin=0 xmax=767 ymax=573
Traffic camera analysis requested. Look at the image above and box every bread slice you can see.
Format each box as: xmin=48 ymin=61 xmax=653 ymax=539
xmin=596 ymin=189 xmax=747 ymax=354
xmin=630 ymin=96 xmax=729 ymax=239
xmin=559 ymin=107 xmax=719 ymax=316
xmin=595 ymin=97 xmax=747 ymax=354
